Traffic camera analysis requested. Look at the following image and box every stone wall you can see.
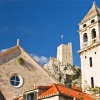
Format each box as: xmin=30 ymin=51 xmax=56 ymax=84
xmin=0 ymin=46 xmax=58 ymax=100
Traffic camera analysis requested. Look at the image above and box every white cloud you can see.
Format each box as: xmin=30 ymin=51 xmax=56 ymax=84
xmin=0 ymin=48 xmax=9 ymax=52
xmin=31 ymin=54 xmax=49 ymax=65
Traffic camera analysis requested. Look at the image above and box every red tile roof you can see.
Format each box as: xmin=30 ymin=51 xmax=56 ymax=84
xmin=18 ymin=97 xmax=23 ymax=100
xmin=13 ymin=83 xmax=94 ymax=100
xmin=38 ymin=83 xmax=94 ymax=100
xmin=71 ymin=86 xmax=82 ymax=92
xmin=13 ymin=96 xmax=19 ymax=100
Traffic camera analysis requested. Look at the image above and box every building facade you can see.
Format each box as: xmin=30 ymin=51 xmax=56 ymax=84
xmin=78 ymin=2 xmax=100 ymax=92
xmin=0 ymin=42 xmax=59 ymax=100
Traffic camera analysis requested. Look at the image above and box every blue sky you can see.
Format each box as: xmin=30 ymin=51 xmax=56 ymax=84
xmin=0 ymin=0 xmax=100 ymax=67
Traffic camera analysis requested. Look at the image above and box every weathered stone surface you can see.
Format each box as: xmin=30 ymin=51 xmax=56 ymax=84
xmin=0 ymin=46 xmax=59 ymax=100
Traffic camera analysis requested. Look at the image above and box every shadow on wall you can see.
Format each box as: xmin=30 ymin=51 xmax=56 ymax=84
xmin=0 ymin=91 xmax=6 ymax=100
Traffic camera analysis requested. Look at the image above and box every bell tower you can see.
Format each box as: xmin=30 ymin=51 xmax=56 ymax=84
xmin=78 ymin=2 xmax=100 ymax=92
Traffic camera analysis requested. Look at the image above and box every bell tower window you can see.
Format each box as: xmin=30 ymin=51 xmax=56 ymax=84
xmin=83 ymin=33 xmax=88 ymax=42
xmin=92 ymin=29 xmax=96 ymax=39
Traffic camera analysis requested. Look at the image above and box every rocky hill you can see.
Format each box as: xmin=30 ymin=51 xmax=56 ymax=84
xmin=44 ymin=57 xmax=81 ymax=87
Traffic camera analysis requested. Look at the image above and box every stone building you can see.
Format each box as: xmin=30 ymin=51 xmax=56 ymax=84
xmin=44 ymin=42 xmax=73 ymax=70
xmin=44 ymin=43 xmax=73 ymax=83
xmin=57 ymin=42 xmax=73 ymax=65
xmin=44 ymin=42 xmax=81 ymax=85
xmin=78 ymin=2 xmax=100 ymax=93
xmin=0 ymin=41 xmax=59 ymax=100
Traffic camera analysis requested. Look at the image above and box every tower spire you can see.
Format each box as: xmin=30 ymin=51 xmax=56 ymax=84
xmin=17 ymin=39 xmax=20 ymax=46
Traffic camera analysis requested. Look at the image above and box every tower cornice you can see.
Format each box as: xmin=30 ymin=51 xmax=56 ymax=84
xmin=78 ymin=41 xmax=100 ymax=54
xmin=78 ymin=21 xmax=100 ymax=33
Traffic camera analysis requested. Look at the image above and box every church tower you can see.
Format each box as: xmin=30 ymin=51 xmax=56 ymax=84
xmin=78 ymin=2 xmax=100 ymax=92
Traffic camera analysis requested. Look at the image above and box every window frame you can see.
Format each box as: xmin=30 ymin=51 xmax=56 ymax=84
xmin=10 ymin=74 xmax=23 ymax=88
xmin=24 ymin=90 xmax=38 ymax=100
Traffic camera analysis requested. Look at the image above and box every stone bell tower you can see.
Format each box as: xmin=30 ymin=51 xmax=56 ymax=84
xmin=78 ymin=2 xmax=100 ymax=92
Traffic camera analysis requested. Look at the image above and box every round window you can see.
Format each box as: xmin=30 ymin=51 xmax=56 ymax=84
xmin=10 ymin=74 xmax=23 ymax=88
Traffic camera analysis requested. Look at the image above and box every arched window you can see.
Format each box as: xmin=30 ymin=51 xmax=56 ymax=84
xmin=92 ymin=29 xmax=96 ymax=39
xmin=83 ymin=33 xmax=88 ymax=42
xmin=89 ymin=57 xmax=92 ymax=67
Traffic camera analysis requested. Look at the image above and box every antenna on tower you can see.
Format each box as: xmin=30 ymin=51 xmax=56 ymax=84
xmin=17 ymin=39 xmax=20 ymax=46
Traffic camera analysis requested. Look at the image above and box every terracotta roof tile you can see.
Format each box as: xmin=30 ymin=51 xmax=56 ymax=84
xmin=14 ymin=83 xmax=94 ymax=100
xmin=13 ymin=96 xmax=23 ymax=100
xmin=18 ymin=97 xmax=23 ymax=100
xmin=13 ymin=96 xmax=19 ymax=100
xmin=37 ymin=86 xmax=51 ymax=90
xmin=39 ymin=84 xmax=59 ymax=98
xmin=38 ymin=83 xmax=94 ymax=100
xmin=71 ymin=86 xmax=82 ymax=92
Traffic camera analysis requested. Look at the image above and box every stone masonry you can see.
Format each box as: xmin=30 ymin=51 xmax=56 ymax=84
xmin=0 ymin=45 xmax=59 ymax=100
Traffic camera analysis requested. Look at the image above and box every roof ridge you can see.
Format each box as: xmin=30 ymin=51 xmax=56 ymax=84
xmin=38 ymin=84 xmax=59 ymax=99
xmin=79 ymin=2 xmax=100 ymax=24
xmin=0 ymin=46 xmax=21 ymax=66
xmin=51 ymin=83 xmax=59 ymax=94
xmin=0 ymin=45 xmax=19 ymax=56
xmin=94 ymin=3 xmax=100 ymax=15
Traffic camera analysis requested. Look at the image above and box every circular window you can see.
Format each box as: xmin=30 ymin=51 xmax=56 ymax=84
xmin=91 ymin=19 xmax=95 ymax=23
xmin=10 ymin=74 xmax=23 ymax=88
